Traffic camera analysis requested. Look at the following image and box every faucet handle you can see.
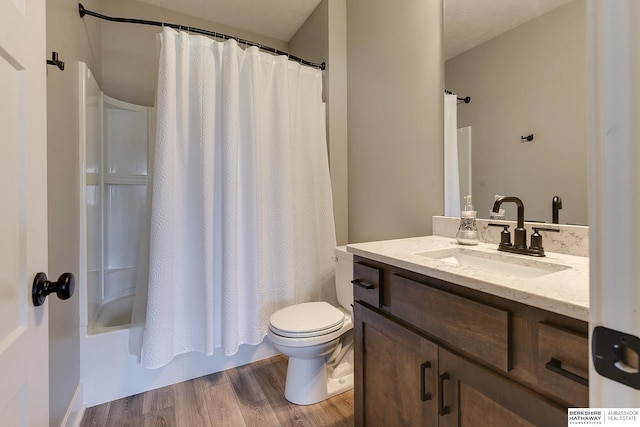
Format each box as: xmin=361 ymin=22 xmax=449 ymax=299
xmin=530 ymin=226 xmax=560 ymax=252
xmin=532 ymin=226 xmax=560 ymax=234
xmin=488 ymin=223 xmax=511 ymax=247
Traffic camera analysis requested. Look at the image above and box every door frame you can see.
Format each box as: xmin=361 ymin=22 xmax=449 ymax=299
xmin=588 ymin=0 xmax=640 ymax=406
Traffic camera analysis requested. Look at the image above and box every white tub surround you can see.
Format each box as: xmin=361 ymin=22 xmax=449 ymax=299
xmin=432 ymin=215 xmax=589 ymax=257
xmin=77 ymin=62 xmax=280 ymax=407
xmin=347 ymin=235 xmax=588 ymax=322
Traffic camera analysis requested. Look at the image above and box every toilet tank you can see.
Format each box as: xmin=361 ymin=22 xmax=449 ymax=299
xmin=334 ymin=246 xmax=354 ymax=313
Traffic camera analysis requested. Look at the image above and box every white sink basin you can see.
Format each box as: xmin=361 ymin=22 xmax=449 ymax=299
xmin=415 ymin=247 xmax=570 ymax=278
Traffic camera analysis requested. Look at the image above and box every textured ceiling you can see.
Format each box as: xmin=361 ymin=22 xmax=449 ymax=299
xmin=135 ymin=0 xmax=574 ymax=55
xmin=445 ymin=0 xmax=574 ymax=60
xmin=135 ymin=0 xmax=323 ymax=42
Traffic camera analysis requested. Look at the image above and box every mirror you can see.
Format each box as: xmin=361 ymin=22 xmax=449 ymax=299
xmin=444 ymin=0 xmax=588 ymax=225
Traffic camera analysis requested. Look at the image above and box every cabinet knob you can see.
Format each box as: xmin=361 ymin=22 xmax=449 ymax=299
xmin=32 ymin=272 xmax=75 ymax=306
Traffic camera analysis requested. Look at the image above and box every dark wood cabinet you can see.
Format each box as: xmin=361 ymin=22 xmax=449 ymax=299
xmin=390 ymin=274 xmax=511 ymax=372
xmin=536 ymin=322 xmax=589 ymax=407
xmin=438 ymin=348 xmax=566 ymax=427
xmin=354 ymin=303 xmax=438 ymax=426
xmin=352 ymin=255 xmax=588 ymax=426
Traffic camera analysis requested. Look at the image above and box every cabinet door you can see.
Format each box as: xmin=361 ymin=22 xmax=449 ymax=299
xmin=537 ymin=322 xmax=589 ymax=407
xmin=354 ymin=302 xmax=438 ymax=427
xmin=438 ymin=348 xmax=567 ymax=427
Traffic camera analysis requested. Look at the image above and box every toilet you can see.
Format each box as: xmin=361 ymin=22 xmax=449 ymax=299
xmin=267 ymin=246 xmax=354 ymax=405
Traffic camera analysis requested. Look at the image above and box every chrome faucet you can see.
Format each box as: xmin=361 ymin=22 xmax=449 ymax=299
xmin=489 ymin=196 xmax=559 ymax=257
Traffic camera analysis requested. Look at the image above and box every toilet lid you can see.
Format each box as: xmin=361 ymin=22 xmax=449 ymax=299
xmin=270 ymin=302 xmax=345 ymax=338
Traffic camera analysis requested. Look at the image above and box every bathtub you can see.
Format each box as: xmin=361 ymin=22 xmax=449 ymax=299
xmin=79 ymin=63 xmax=278 ymax=408
xmin=88 ymin=294 xmax=134 ymax=334
xmin=81 ymin=298 xmax=278 ymax=407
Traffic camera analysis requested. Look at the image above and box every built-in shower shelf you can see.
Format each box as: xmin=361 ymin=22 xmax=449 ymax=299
xmin=104 ymin=266 xmax=137 ymax=275
xmin=104 ymin=174 xmax=148 ymax=185
xmin=86 ymin=173 xmax=148 ymax=186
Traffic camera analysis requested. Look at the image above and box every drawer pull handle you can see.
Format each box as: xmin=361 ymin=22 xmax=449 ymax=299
xmin=420 ymin=361 xmax=432 ymax=401
xmin=351 ymin=279 xmax=374 ymax=290
xmin=546 ymin=358 xmax=588 ymax=386
xmin=438 ymin=372 xmax=451 ymax=416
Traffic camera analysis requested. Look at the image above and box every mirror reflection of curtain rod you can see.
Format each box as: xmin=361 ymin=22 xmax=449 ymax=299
xmin=77 ymin=3 xmax=326 ymax=70
xmin=445 ymin=89 xmax=471 ymax=104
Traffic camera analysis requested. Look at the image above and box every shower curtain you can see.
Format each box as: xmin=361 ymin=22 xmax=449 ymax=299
xmin=139 ymin=28 xmax=336 ymax=369
xmin=444 ymin=94 xmax=461 ymax=216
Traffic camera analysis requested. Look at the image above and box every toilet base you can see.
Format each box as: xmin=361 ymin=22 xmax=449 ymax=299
xmin=284 ymin=356 xmax=354 ymax=405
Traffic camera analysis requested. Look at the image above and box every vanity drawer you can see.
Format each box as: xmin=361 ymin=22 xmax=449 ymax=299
xmin=390 ymin=275 xmax=511 ymax=372
xmin=537 ymin=322 xmax=589 ymax=407
xmin=352 ymin=262 xmax=382 ymax=308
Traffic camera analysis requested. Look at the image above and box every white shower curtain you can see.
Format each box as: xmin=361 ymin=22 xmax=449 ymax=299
xmin=140 ymin=28 xmax=336 ymax=369
xmin=444 ymin=94 xmax=461 ymax=216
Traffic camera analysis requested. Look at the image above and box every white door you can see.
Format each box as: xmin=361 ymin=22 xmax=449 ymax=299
xmin=588 ymin=0 xmax=640 ymax=406
xmin=0 ymin=0 xmax=50 ymax=425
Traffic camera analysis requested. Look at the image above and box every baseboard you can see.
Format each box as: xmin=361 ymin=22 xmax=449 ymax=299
xmin=60 ymin=382 xmax=85 ymax=427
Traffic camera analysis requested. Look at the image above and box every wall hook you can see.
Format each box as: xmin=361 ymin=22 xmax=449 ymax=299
xmin=46 ymin=51 xmax=65 ymax=71
xmin=521 ymin=134 xmax=534 ymax=142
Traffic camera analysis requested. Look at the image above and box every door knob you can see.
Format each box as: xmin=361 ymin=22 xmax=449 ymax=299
xmin=32 ymin=272 xmax=75 ymax=306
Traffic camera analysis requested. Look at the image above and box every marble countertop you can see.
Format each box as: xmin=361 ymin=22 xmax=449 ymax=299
xmin=347 ymin=235 xmax=589 ymax=322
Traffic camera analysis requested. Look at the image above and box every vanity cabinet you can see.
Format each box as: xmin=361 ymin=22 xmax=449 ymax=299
xmin=438 ymin=348 xmax=566 ymax=427
xmin=353 ymin=256 xmax=589 ymax=427
xmin=354 ymin=303 xmax=438 ymax=426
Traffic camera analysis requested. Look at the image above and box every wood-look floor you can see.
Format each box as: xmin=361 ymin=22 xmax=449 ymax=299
xmin=80 ymin=355 xmax=354 ymax=427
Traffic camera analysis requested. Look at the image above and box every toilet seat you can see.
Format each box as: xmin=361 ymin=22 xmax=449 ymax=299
xmin=269 ymin=301 xmax=345 ymax=339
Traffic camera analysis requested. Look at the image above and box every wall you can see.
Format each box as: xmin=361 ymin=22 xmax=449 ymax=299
xmin=445 ymin=0 xmax=588 ymax=225
xmin=46 ymin=0 xmax=102 ymax=425
xmin=100 ymin=0 xmax=288 ymax=107
xmin=289 ymin=0 xmax=349 ymax=246
xmin=347 ymin=0 xmax=444 ymax=243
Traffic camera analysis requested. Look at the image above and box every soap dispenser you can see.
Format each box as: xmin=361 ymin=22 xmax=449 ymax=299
xmin=456 ymin=195 xmax=479 ymax=245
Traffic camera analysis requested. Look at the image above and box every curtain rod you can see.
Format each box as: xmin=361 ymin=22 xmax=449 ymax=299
xmin=445 ymin=89 xmax=471 ymax=104
xmin=78 ymin=3 xmax=326 ymax=70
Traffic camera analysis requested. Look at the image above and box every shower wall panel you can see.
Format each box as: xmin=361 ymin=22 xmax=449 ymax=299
xmin=84 ymin=93 xmax=151 ymax=333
